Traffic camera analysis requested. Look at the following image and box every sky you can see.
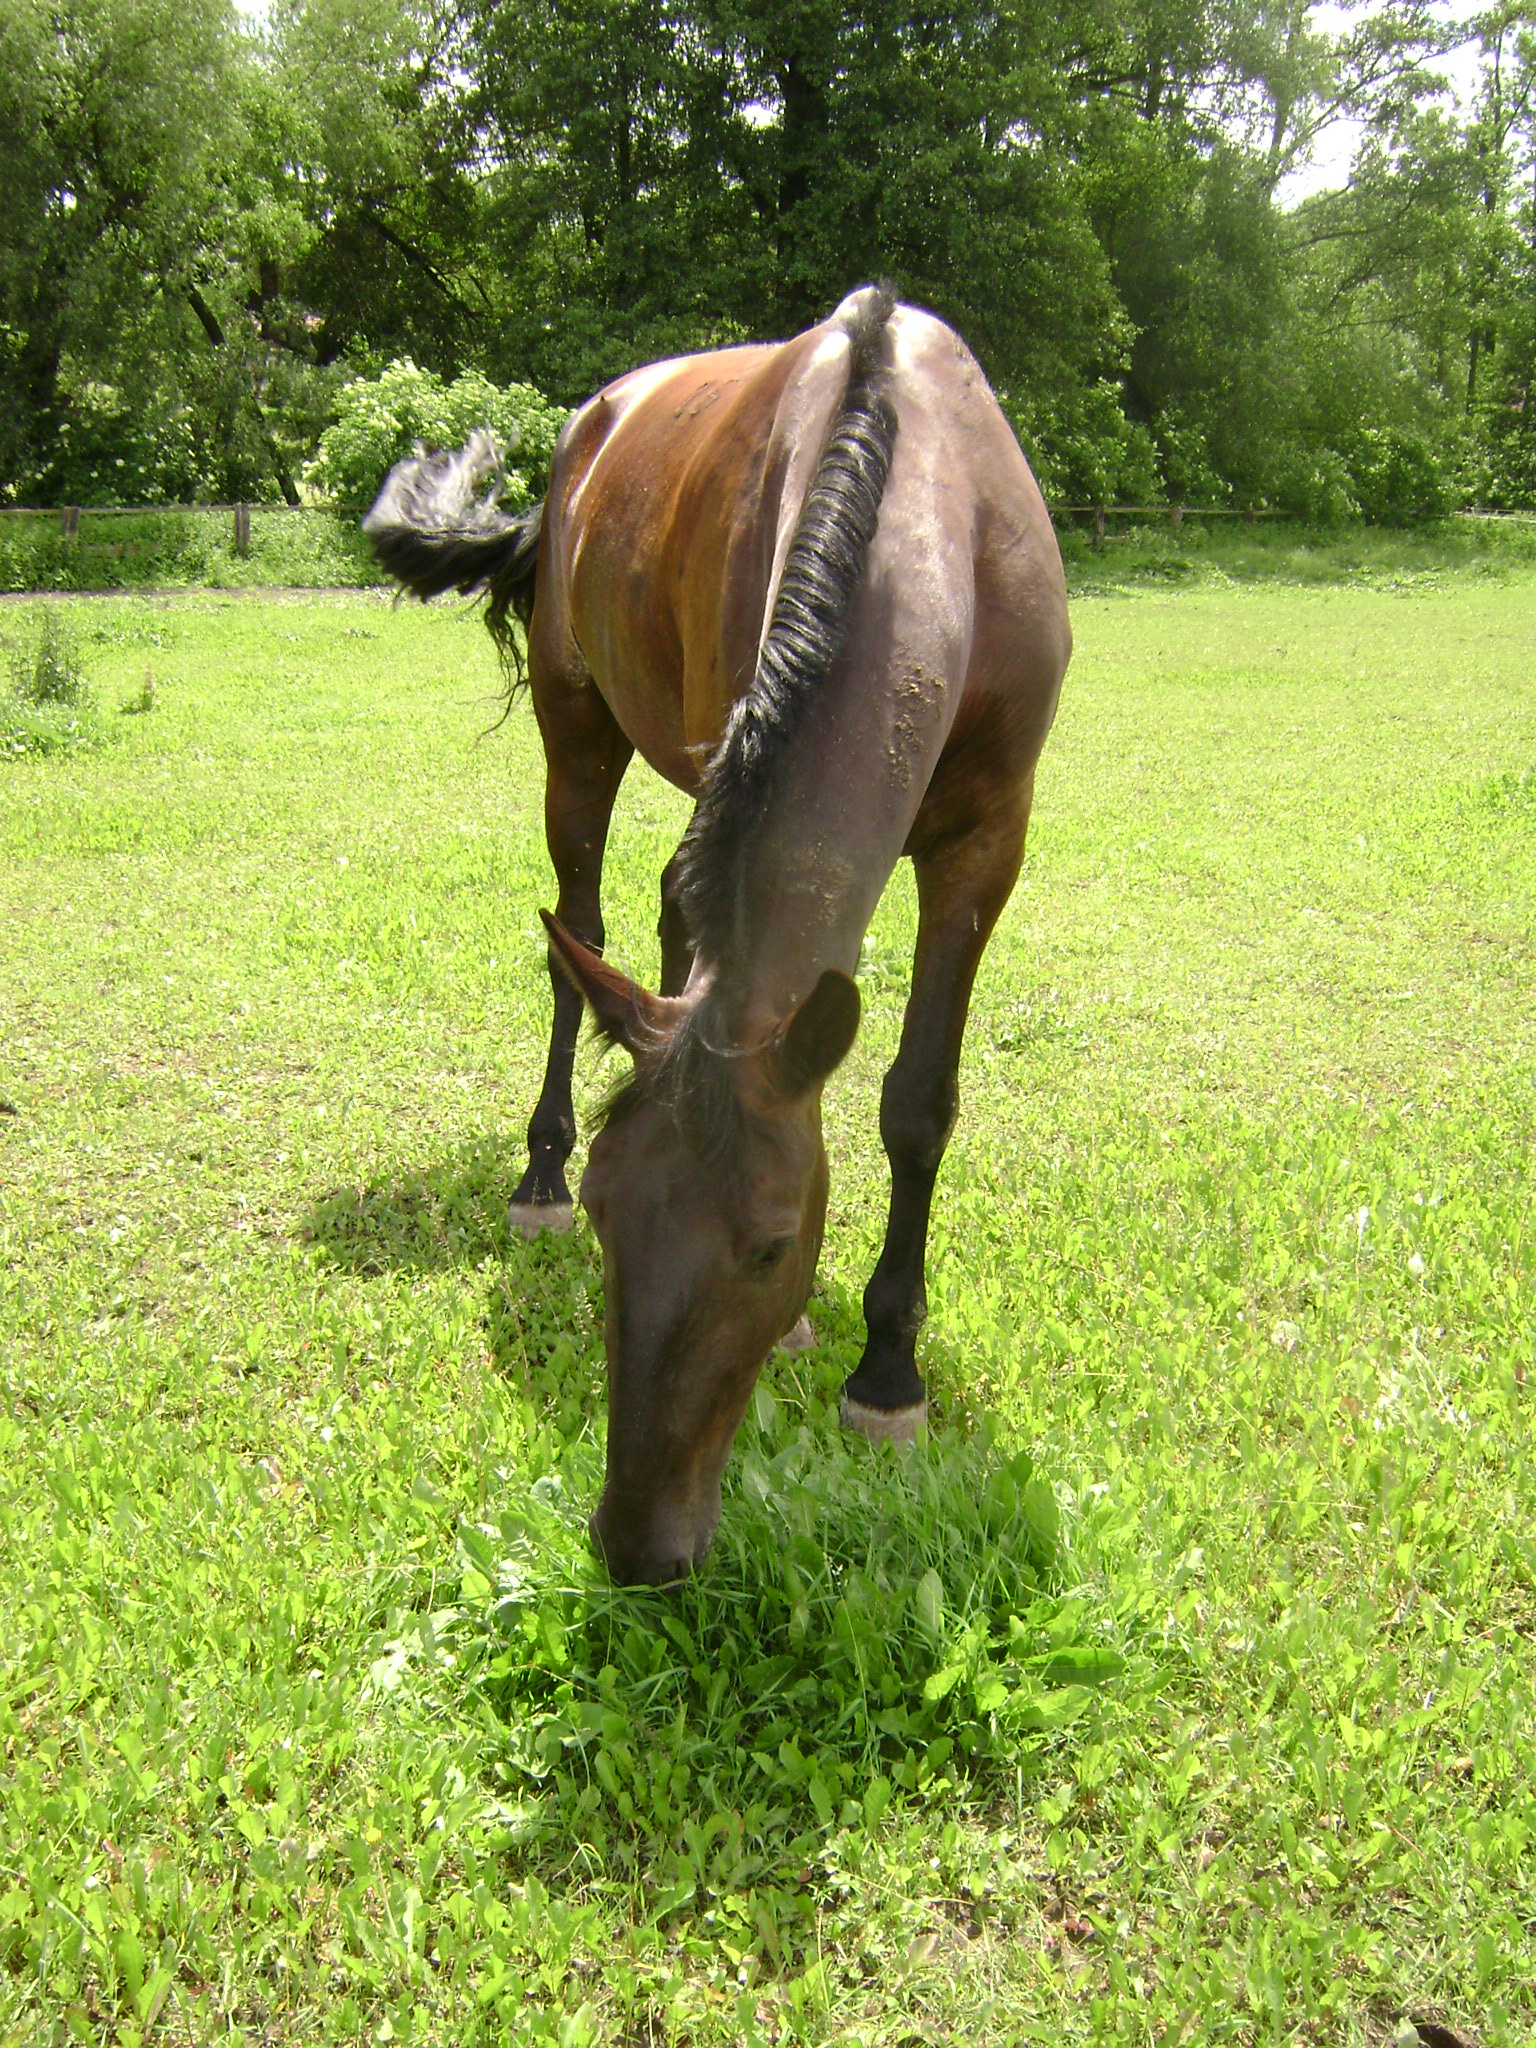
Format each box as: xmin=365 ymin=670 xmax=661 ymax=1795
xmin=1275 ymin=0 xmax=1491 ymax=205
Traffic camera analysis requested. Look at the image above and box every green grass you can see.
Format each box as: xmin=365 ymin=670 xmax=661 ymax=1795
xmin=4 ymin=505 xmax=1535 ymax=600
xmin=1 ymin=577 xmax=1533 ymax=2046
xmin=1057 ymin=510 xmax=1536 ymax=592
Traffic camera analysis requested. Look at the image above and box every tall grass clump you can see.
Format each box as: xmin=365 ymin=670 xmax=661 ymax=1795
xmin=1 ymin=606 xmax=100 ymax=757
xmin=445 ymin=1383 xmax=1124 ymax=1905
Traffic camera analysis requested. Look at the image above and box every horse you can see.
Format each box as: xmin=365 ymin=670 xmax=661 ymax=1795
xmin=365 ymin=285 xmax=1070 ymax=1585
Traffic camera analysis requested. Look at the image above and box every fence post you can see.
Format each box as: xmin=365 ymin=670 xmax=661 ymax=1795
xmin=1092 ymin=505 xmax=1106 ymax=551
xmin=1169 ymin=504 xmax=1184 ymax=531
xmin=1243 ymin=506 xmax=1255 ymax=527
xmin=233 ymin=503 xmax=251 ymax=557
xmin=60 ymin=506 xmax=81 ymax=542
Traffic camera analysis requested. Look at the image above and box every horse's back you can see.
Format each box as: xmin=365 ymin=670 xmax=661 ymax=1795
xmin=535 ymin=334 xmax=826 ymax=787
xmin=531 ymin=298 xmax=1068 ymax=808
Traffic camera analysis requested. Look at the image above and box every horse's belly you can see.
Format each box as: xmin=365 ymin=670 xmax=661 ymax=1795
xmin=567 ymin=544 xmax=757 ymax=798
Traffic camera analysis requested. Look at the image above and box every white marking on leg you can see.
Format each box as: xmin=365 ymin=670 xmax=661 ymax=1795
xmin=840 ymin=1394 xmax=927 ymax=1445
xmin=508 ymin=1200 xmax=575 ymax=1241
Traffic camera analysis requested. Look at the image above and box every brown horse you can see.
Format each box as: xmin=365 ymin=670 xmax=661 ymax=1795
xmin=366 ymin=287 xmax=1070 ymax=1584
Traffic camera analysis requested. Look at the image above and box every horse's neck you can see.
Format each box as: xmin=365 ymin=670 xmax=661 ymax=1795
xmin=701 ymin=654 xmax=953 ymax=1037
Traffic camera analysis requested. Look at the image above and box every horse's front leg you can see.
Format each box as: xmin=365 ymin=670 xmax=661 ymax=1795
xmin=842 ymin=787 xmax=1032 ymax=1440
xmin=508 ymin=687 xmax=633 ymax=1237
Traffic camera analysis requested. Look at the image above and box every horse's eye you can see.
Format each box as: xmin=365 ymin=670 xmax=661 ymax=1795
xmin=749 ymin=1235 xmax=795 ymax=1275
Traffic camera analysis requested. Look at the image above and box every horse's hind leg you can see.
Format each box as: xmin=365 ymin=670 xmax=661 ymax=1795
xmin=508 ymin=685 xmax=633 ymax=1237
xmin=842 ymin=784 xmax=1031 ymax=1440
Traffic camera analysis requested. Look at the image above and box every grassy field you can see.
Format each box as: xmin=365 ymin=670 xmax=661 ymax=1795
xmin=1 ymin=570 xmax=1532 ymax=2047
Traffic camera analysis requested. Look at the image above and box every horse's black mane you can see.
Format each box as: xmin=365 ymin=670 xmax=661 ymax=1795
xmin=674 ymin=286 xmax=898 ymax=978
xmin=600 ymin=287 xmax=899 ymax=1156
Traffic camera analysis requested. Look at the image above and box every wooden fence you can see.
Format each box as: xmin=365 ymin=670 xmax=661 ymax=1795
xmin=3 ymin=499 xmax=1531 ymax=560
xmin=0 ymin=497 xmax=1291 ymax=564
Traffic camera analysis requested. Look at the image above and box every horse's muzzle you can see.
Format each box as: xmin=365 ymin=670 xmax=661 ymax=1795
xmin=588 ymin=1497 xmax=719 ymax=1587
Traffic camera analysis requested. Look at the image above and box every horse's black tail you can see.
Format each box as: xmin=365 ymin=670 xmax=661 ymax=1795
xmin=363 ymin=429 xmax=542 ymax=661
xmin=677 ymin=283 xmax=899 ymax=971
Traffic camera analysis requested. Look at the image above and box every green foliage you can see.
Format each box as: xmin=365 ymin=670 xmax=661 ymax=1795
xmin=42 ymin=375 xmax=209 ymax=508
xmin=1011 ymin=381 xmax=1162 ymax=507
xmin=307 ymin=361 xmax=570 ymax=509
xmin=1269 ymin=445 xmax=1359 ymax=525
xmin=2 ymin=0 xmax=1534 ymax=519
xmin=1 ymin=604 xmax=100 ymax=756
xmin=0 ymin=508 xmax=381 ymax=593
xmin=1344 ymin=426 xmax=1461 ymax=524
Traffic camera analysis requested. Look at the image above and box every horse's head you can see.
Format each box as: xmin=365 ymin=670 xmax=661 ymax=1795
xmin=542 ymin=913 xmax=860 ymax=1585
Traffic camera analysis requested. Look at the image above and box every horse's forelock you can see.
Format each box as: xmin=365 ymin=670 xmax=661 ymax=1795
xmin=596 ymin=1001 xmax=746 ymax=1169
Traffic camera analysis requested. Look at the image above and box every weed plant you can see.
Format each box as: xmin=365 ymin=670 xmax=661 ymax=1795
xmin=120 ymin=668 xmax=156 ymax=716
xmin=1 ymin=605 xmax=100 ymax=756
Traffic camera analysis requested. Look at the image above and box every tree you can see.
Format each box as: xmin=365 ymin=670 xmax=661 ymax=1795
xmin=0 ymin=0 xmax=250 ymax=500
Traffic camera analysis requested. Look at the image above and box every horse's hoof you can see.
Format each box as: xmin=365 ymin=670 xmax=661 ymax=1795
xmin=778 ymin=1313 xmax=815 ymax=1354
xmin=508 ymin=1200 xmax=574 ymax=1240
xmin=840 ymin=1394 xmax=927 ymax=1444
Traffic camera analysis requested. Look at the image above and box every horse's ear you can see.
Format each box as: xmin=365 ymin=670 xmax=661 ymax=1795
xmin=540 ymin=910 xmax=677 ymax=1055
xmin=770 ymin=970 xmax=861 ymax=1095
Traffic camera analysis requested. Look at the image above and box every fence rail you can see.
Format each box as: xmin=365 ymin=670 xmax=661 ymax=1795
xmin=0 ymin=500 xmax=385 ymax=594
xmin=0 ymin=498 xmax=1344 ymax=568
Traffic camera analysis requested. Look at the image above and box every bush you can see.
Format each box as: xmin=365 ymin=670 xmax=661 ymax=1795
xmin=1343 ymin=427 xmax=1459 ymax=523
xmin=42 ymin=379 xmax=207 ymax=507
xmin=1270 ymin=446 xmax=1360 ymax=526
xmin=1153 ymin=411 xmax=1229 ymax=509
xmin=308 ymin=361 xmax=570 ymax=510
xmin=1462 ymin=410 xmax=1536 ymax=511
xmin=1004 ymin=379 xmax=1162 ymax=507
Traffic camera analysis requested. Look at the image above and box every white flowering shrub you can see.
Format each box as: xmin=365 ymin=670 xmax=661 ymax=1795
xmin=307 ymin=362 xmax=569 ymax=510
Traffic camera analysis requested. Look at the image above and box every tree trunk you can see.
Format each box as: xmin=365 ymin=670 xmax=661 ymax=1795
xmin=777 ymin=55 xmax=828 ymax=327
xmin=184 ymin=284 xmax=299 ymax=503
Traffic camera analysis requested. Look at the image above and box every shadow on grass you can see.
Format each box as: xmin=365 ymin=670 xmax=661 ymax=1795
xmin=303 ymin=1136 xmax=530 ymax=1274
xmin=302 ymin=1133 xmax=614 ymax=1428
